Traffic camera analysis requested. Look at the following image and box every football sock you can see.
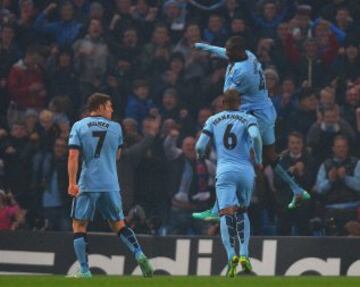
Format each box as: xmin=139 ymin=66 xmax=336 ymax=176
xmin=220 ymin=215 xmax=236 ymax=260
xmin=235 ymin=212 xmax=250 ymax=257
xmin=273 ymin=161 xmax=302 ymax=196
xmin=118 ymin=226 xmax=143 ymax=259
xmin=73 ymin=233 xmax=89 ymax=273
xmin=211 ymin=202 xmax=219 ymax=215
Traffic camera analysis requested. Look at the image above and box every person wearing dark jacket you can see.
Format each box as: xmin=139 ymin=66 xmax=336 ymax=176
xmin=315 ymin=135 xmax=360 ymax=235
xmin=36 ymin=138 xmax=70 ymax=231
xmin=119 ymin=117 xmax=161 ymax=213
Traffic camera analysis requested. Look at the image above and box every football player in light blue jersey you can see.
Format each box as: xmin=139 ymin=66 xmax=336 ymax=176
xmin=67 ymin=93 xmax=153 ymax=278
xmin=193 ymin=36 xmax=310 ymax=216
xmin=196 ymin=90 xmax=263 ymax=276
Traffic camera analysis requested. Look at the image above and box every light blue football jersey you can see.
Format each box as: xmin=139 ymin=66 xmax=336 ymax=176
xmin=202 ymin=110 xmax=258 ymax=175
xmin=68 ymin=116 xmax=123 ymax=192
xmin=224 ymin=50 xmax=273 ymax=111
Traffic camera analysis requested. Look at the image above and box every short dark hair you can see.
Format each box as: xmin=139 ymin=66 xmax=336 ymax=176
xmin=333 ymin=135 xmax=348 ymax=146
xmin=288 ymin=131 xmax=303 ymax=141
xmin=87 ymin=93 xmax=111 ymax=112
xmin=299 ymin=87 xmax=317 ymax=101
xmin=227 ymin=35 xmax=246 ymax=51
xmin=132 ymin=80 xmax=149 ymax=90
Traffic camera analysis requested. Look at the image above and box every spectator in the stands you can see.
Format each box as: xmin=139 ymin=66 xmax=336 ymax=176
xmin=125 ymin=80 xmax=155 ymax=125
xmin=315 ymin=135 xmax=360 ymax=235
xmin=164 ymin=131 xmax=215 ymax=235
xmin=73 ymin=18 xmax=109 ymax=103
xmin=1 ymin=121 xmax=35 ymax=209
xmin=7 ymin=45 xmax=47 ymax=110
xmin=73 ymin=0 xmax=90 ymax=25
xmin=229 ymin=17 xmax=255 ymax=50
xmin=297 ymin=38 xmax=328 ymax=88
xmin=273 ymin=132 xmax=316 ymax=235
xmin=334 ymin=7 xmax=355 ymax=36
xmin=0 ymin=24 xmax=21 ymax=80
xmin=34 ymin=1 xmax=82 ymax=47
xmin=246 ymin=0 xmax=295 ymax=39
xmin=286 ymin=88 xmax=318 ymax=136
xmin=37 ymin=138 xmax=70 ymax=231
xmin=264 ymin=68 xmax=281 ymax=113
xmin=196 ymin=107 xmax=212 ymax=132
xmin=312 ymin=19 xmax=341 ymax=65
xmin=141 ymin=24 xmax=172 ymax=74
xmin=203 ymin=14 xmax=228 ymax=46
xmin=45 ymin=47 xmax=78 ymax=105
xmin=160 ymin=88 xmax=180 ymax=120
xmin=163 ymin=0 xmax=186 ymax=40
xmin=16 ymin=0 xmax=40 ymax=50
xmin=341 ymin=86 xmax=360 ymax=132
xmin=318 ymin=87 xmax=336 ymax=119
xmin=174 ymin=22 xmax=207 ymax=81
xmin=307 ymin=105 xmax=355 ymax=166
xmin=332 ymin=40 xmax=360 ymax=89
xmin=0 ymin=189 xmax=24 ymax=230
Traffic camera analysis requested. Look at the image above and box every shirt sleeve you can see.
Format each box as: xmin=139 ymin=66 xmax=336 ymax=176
xmin=202 ymin=117 xmax=214 ymax=137
xmin=246 ymin=114 xmax=258 ymax=129
xmin=315 ymin=164 xmax=332 ymax=194
xmin=344 ymin=161 xmax=360 ymax=193
xmin=68 ymin=122 xmax=81 ymax=149
xmin=230 ymin=68 xmax=247 ymax=94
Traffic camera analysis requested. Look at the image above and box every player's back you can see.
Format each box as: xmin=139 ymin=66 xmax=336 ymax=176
xmin=69 ymin=116 xmax=122 ymax=192
xmin=207 ymin=110 xmax=255 ymax=174
xmin=224 ymin=50 xmax=272 ymax=111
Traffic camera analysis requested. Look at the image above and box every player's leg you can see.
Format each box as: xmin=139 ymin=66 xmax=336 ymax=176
xmin=235 ymin=170 xmax=254 ymax=273
xmin=192 ymin=202 xmax=220 ymax=222
xmin=264 ymin=144 xmax=310 ymax=208
xmin=99 ymin=191 xmax=153 ymax=277
xmin=216 ymin=174 xmax=239 ymax=277
xmin=256 ymin=106 xmax=310 ymax=208
xmin=68 ymin=193 xmax=98 ymax=278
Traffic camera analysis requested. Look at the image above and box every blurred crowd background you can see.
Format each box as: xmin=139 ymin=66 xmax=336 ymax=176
xmin=0 ymin=0 xmax=360 ymax=236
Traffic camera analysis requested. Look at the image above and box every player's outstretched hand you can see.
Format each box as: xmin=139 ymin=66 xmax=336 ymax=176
xmin=68 ymin=184 xmax=79 ymax=197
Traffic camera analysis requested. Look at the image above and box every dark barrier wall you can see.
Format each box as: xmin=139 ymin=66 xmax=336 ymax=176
xmin=0 ymin=231 xmax=359 ymax=276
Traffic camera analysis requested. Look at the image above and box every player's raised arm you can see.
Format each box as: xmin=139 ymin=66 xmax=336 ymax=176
xmin=194 ymin=43 xmax=228 ymax=59
xmin=248 ymin=124 xmax=263 ymax=166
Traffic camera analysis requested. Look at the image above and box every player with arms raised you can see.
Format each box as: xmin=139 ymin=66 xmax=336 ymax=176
xmin=193 ymin=36 xmax=310 ymax=222
xmin=67 ymin=93 xmax=153 ymax=278
xmin=196 ymin=89 xmax=263 ymax=275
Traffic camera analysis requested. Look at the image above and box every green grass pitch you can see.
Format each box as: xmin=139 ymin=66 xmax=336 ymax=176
xmin=0 ymin=276 xmax=360 ymax=287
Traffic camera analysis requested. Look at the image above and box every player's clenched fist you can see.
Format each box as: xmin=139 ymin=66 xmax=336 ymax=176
xmin=68 ymin=184 xmax=79 ymax=197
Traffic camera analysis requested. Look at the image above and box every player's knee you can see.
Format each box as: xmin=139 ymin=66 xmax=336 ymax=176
xmin=219 ymin=206 xmax=248 ymax=216
xmin=109 ymin=219 xmax=126 ymax=233
xmin=72 ymin=219 xmax=88 ymax=233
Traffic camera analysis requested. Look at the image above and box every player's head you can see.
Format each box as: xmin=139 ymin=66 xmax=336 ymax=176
xmin=223 ymin=89 xmax=240 ymax=110
xmin=225 ymin=36 xmax=246 ymax=62
xmin=87 ymin=93 xmax=113 ymax=119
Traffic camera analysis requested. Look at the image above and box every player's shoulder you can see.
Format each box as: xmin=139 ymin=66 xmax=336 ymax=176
xmin=245 ymin=50 xmax=257 ymax=60
xmin=241 ymin=112 xmax=258 ymax=125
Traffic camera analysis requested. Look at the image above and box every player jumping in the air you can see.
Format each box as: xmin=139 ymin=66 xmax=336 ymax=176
xmin=67 ymin=93 xmax=153 ymax=278
xmin=196 ymin=90 xmax=263 ymax=276
xmin=193 ymin=36 xmax=310 ymax=222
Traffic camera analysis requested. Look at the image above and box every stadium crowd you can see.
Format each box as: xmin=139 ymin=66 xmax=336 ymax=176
xmin=0 ymin=0 xmax=360 ymax=236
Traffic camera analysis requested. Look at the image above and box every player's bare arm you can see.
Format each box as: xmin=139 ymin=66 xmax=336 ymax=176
xmin=68 ymin=149 xmax=80 ymax=197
